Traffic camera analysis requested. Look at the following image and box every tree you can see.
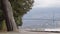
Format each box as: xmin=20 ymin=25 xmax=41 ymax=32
xmin=10 ymin=0 xmax=34 ymax=26
xmin=0 ymin=0 xmax=34 ymax=31
xmin=1 ymin=0 xmax=18 ymax=31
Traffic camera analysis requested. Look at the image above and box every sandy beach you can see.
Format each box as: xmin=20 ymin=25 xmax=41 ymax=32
xmin=0 ymin=29 xmax=60 ymax=34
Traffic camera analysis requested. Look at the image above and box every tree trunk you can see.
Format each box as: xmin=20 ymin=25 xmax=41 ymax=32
xmin=1 ymin=0 xmax=18 ymax=31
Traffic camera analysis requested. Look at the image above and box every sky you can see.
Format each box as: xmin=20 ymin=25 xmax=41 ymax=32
xmin=23 ymin=0 xmax=60 ymax=19
xmin=33 ymin=0 xmax=60 ymax=8
xmin=22 ymin=0 xmax=60 ymax=28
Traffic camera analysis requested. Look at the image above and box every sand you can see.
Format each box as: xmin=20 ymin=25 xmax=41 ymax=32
xmin=0 ymin=29 xmax=60 ymax=34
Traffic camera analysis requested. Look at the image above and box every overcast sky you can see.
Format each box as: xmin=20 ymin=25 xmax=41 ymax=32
xmin=22 ymin=0 xmax=60 ymax=27
xmin=23 ymin=0 xmax=60 ymax=19
xmin=33 ymin=0 xmax=60 ymax=8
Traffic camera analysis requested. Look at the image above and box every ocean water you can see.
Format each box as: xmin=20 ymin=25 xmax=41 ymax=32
xmin=22 ymin=19 xmax=60 ymax=29
xmin=22 ymin=8 xmax=60 ymax=29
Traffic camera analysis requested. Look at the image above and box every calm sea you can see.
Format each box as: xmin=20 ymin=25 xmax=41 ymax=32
xmin=22 ymin=19 xmax=60 ymax=29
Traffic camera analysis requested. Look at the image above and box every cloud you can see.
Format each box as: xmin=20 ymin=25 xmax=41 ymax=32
xmin=33 ymin=0 xmax=60 ymax=8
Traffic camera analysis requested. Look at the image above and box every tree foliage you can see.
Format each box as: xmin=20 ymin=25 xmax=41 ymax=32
xmin=9 ymin=0 xmax=34 ymax=26
xmin=0 ymin=0 xmax=34 ymax=28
